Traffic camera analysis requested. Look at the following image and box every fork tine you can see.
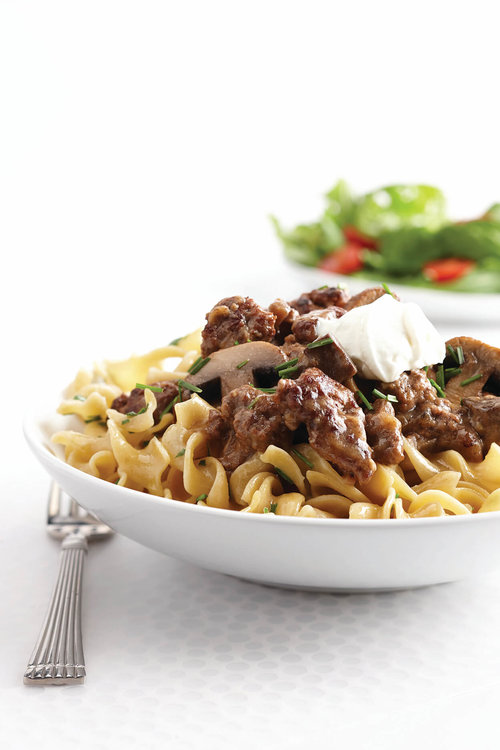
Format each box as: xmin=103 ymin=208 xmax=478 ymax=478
xmin=47 ymin=482 xmax=61 ymax=522
xmin=70 ymin=498 xmax=80 ymax=519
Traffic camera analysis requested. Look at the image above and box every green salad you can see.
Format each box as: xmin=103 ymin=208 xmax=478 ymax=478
xmin=272 ymin=181 xmax=500 ymax=293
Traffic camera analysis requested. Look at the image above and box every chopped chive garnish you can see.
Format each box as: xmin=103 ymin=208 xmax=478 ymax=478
xmin=306 ymin=336 xmax=333 ymax=350
xmin=263 ymin=507 xmax=269 ymax=513
xmin=114 ymin=478 xmax=120 ymax=484
xmin=356 ymin=390 xmax=373 ymax=411
xmin=423 ymin=365 xmax=429 ymax=373
xmin=73 ymin=394 xmax=85 ymax=401
xmin=447 ymin=344 xmax=465 ymax=366
xmin=248 ymin=396 xmax=262 ymax=409
xmin=136 ymin=383 xmax=162 ymax=393
xmin=278 ymin=365 xmax=300 ymax=378
xmin=175 ymin=449 xmax=186 ymax=457
xmin=195 ymin=494 xmax=207 ymax=503
xmin=276 ymin=357 xmax=299 ymax=371
xmin=188 ymin=356 xmax=211 ymax=375
xmin=256 ymin=386 xmax=277 ymax=394
xmin=160 ymin=394 xmax=180 ymax=417
xmin=436 ymin=364 xmax=446 ymax=392
xmin=382 ymin=282 xmax=395 ymax=298
xmin=291 ymin=448 xmax=313 ymax=469
xmin=445 ymin=367 xmax=462 ymax=378
xmin=429 ymin=378 xmax=446 ymax=398
xmin=275 ymin=467 xmax=294 ymax=485
xmin=84 ymin=415 xmax=102 ymax=423
xmin=169 ymin=336 xmax=183 ymax=346
xmin=317 ymin=285 xmax=328 ymax=290
xmin=177 ymin=379 xmax=202 ymax=394
xmin=121 ymin=418 xmax=130 ymax=425
xmin=372 ymin=388 xmax=398 ymax=403
xmin=236 ymin=359 xmax=249 ymax=369
xmin=234 ymin=340 xmax=239 ymax=346
xmin=269 ymin=502 xmax=278 ymax=513
xmin=460 ymin=373 xmax=483 ymax=387
xmin=126 ymin=406 xmax=147 ymax=417
xmin=199 ymin=459 xmax=206 ymax=466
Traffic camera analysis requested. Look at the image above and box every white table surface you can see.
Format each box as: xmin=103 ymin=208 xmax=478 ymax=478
xmin=3 ymin=3 xmax=500 ymax=746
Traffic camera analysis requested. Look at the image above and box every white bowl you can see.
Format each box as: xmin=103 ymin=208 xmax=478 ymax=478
xmin=24 ymin=407 xmax=500 ymax=592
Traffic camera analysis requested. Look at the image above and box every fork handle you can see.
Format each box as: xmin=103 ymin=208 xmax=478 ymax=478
xmin=24 ymin=532 xmax=88 ymax=685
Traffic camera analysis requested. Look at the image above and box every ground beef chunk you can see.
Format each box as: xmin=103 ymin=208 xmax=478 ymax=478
xmin=344 ymin=286 xmax=399 ymax=311
xmin=111 ymin=381 xmax=180 ymax=424
xmin=291 ymin=307 xmax=345 ymax=344
xmin=268 ymin=298 xmax=298 ymax=342
xmin=365 ymin=400 xmax=404 ymax=465
xmin=383 ymin=370 xmax=482 ymax=461
xmin=462 ymin=396 xmax=500 ymax=453
xmin=290 ymin=286 xmax=350 ymax=315
xmin=201 ymin=296 xmax=277 ymax=356
xmin=277 ymin=368 xmax=376 ymax=483
xmin=282 ymin=333 xmax=357 ymax=383
xmin=216 ymin=385 xmax=291 ymax=472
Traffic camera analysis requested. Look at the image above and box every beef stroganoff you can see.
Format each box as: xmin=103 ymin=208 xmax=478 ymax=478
xmin=53 ymin=286 xmax=500 ymax=519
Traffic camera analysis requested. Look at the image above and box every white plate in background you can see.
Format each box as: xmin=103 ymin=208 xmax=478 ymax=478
xmin=282 ymin=261 xmax=500 ymax=323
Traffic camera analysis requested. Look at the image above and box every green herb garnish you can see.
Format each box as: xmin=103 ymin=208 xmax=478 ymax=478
xmin=372 ymin=388 xmax=398 ymax=403
xmin=276 ymin=358 xmax=299 ymax=371
xmin=269 ymin=502 xmax=278 ymax=513
xmin=429 ymin=378 xmax=446 ymax=398
xmin=356 ymin=390 xmax=373 ymax=411
xmin=160 ymin=394 xmax=180 ymax=417
xmin=121 ymin=418 xmax=130 ymax=425
xmin=177 ymin=379 xmax=202 ymax=394
xmin=136 ymin=383 xmax=162 ymax=393
xmin=306 ymin=336 xmax=333 ymax=350
xmin=382 ymin=282 xmax=395 ymax=298
xmin=175 ymin=449 xmax=186 ymax=457
xmin=126 ymin=406 xmax=147 ymax=417
xmin=445 ymin=367 xmax=462 ymax=378
xmin=84 ymin=415 xmax=102 ymax=423
xmin=278 ymin=365 xmax=300 ymax=378
xmin=436 ymin=364 xmax=446 ymax=392
xmin=460 ymin=373 xmax=483 ymax=387
xmin=195 ymin=494 xmax=207 ymax=503
xmin=291 ymin=448 xmax=313 ymax=469
xmin=236 ymin=359 xmax=249 ymax=369
xmin=256 ymin=386 xmax=277 ymax=394
xmin=234 ymin=340 xmax=240 ymax=346
xmin=447 ymin=344 xmax=465 ymax=366
xmin=169 ymin=336 xmax=183 ymax=346
xmin=275 ymin=467 xmax=294 ymax=485
xmin=142 ymin=439 xmax=150 ymax=448
xmin=248 ymin=396 xmax=262 ymax=409
xmin=73 ymin=395 xmax=85 ymax=401
xmin=188 ymin=356 xmax=211 ymax=375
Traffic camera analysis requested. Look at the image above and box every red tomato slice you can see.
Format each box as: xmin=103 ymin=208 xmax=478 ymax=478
xmin=423 ymin=257 xmax=476 ymax=283
xmin=319 ymin=243 xmax=364 ymax=275
xmin=342 ymin=225 xmax=378 ymax=249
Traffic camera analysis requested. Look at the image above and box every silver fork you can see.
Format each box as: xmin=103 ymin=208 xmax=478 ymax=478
xmin=24 ymin=482 xmax=113 ymax=686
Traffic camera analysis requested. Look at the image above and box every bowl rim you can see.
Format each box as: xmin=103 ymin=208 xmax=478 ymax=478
xmin=23 ymin=410 xmax=500 ymax=531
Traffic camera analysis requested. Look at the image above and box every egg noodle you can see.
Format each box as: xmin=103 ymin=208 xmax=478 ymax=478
xmin=53 ymin=330 xmax=500 ymax=519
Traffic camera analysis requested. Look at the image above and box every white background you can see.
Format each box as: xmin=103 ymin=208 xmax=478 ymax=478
xmin=2 ymin=2 xmax=500 ymax=748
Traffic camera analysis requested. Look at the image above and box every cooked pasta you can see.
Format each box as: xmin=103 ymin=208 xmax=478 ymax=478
xmin=53 ymin=326 xmax=500 ymax=520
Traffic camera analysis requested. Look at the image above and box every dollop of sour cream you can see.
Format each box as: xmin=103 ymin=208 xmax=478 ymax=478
xmin=315 ymin=294 xmax=445 ymax=382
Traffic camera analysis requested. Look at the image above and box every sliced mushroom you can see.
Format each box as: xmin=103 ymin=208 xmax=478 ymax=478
xmin=444 ymin=336 xmax=500 ymax=407
xmin=186 ymin=341 xmax=288 ymax=403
